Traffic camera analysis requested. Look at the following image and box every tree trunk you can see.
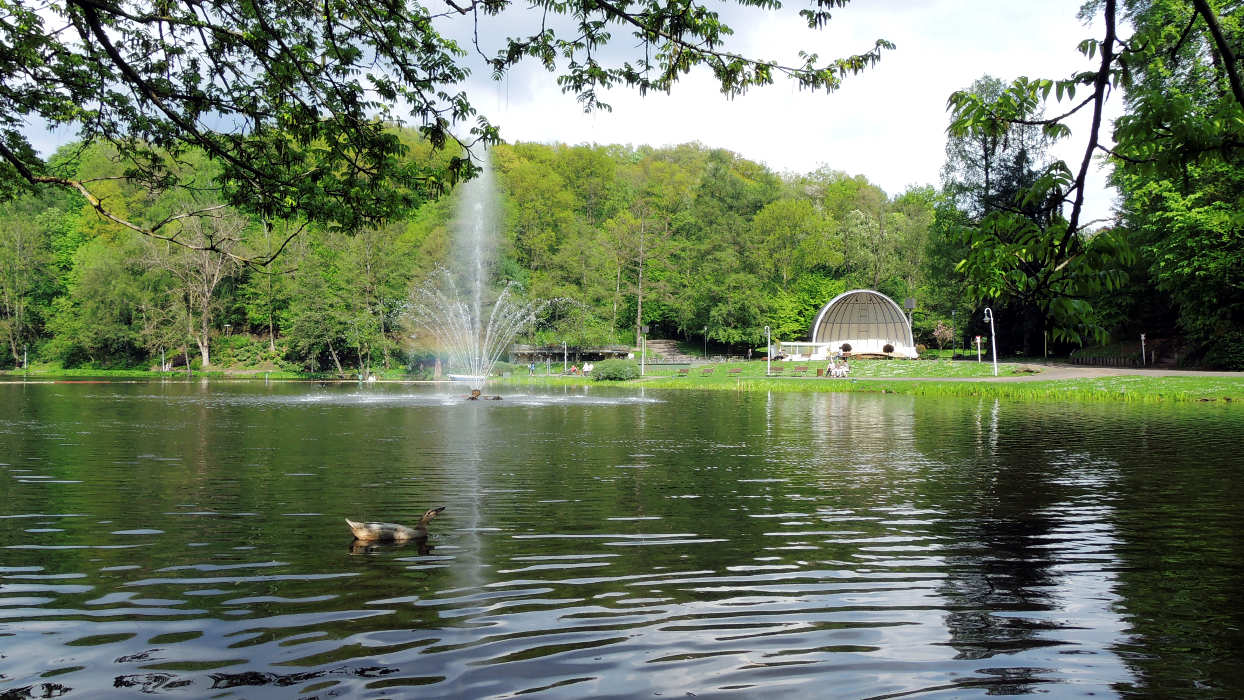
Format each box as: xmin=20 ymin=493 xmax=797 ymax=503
xmin=327 ymin=339 xmax=344 ymax=375
xmin=612 ymin=265 xmax=621 ymax=331
xmin=267 ymin=275 xmax=276 ymax=352
xmin=185 ymin=300 xmax=196 ymax=370
xmin=197 ymin=305 xmax=211 ymax=368
xmin=264 ymin=224 xmax=277 ymax=352
xmin=4 ymin=294 xmax=23 ymax=365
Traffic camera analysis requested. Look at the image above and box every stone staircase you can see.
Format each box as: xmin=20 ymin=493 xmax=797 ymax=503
xmin=644 ymin=339 xmax=699 ymax=363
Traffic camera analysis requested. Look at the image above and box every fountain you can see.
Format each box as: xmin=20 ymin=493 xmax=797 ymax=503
xmin=407 ymin=150 xmax=548 ymax=392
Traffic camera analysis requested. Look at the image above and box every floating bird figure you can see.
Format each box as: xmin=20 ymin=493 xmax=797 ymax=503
xmin=345 ymin=506 xmax=445 ymax=542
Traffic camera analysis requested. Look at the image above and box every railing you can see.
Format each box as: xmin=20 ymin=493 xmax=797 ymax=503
xmin=1069 ymin=355 xmax=1144 ymax=368
xmin=947 ymin=352 xmax=1154 ymax=368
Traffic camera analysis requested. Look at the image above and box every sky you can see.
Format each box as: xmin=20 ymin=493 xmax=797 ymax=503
xmin=442 ymin=0 xmax=1121 ymax=224
xmin=23 ymin=1 xmax=1118 ymax=224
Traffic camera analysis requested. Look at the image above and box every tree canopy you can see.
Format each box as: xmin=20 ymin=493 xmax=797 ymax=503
xmin=946 ymin=0 xmax=1243 ymax=362
xmin=3 ymin=0 xmax=1242 ymax=371
xmin=1 ymin=137 xmax=943 ymax=371
xmin=0 ymin=0 xmax=891 ymax=261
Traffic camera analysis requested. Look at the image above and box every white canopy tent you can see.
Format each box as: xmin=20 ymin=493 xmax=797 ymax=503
xmin=778 ymin=289 xmax=917 ymax=361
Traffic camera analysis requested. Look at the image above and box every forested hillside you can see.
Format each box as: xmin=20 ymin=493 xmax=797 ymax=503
xmin=0 ymin=137 xmax=968 ymax=375
xmin=3 ymin=1 xmax=1242 ymax=373
xmin=3 ymin=124 xmax=1240 ymax=373
xmin=3 ymin=117 xmax=1242 ymax=373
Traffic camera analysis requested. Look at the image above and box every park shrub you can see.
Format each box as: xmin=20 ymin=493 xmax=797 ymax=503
xmin=1201 ymin=330 xmax=1244 ymax=370
xmin=492 ymin=361 xmax=518 ymax=376
xmin=840 ymin=343 xmax=852 ymax=352
xmin=592 ymin=359 xmax=640 ymax=381
xmin=883 ymin=343 xmax=895 ymax=354
xmin=212 ymin=334 xmax=288 ymax=369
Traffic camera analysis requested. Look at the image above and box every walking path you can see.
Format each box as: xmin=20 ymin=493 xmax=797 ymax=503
xmin=901 ymin=362 xmax=1243 ymax=382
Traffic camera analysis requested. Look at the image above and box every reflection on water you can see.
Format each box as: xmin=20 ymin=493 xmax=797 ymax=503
xmin=1 ymin=381 xmax=1243 ymax=697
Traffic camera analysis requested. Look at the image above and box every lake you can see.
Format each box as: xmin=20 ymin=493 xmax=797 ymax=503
xmin=2 ymin=380 xmax=1242 ymax=698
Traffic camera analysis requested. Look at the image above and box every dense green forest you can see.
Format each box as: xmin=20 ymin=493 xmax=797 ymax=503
xmin=1 ymin=1 xmax=1242 ymax=371
xmin=0 ymin=137 xmax=955 ymax=374
xmin=1 ymin=120 xmax=1238 ymax=372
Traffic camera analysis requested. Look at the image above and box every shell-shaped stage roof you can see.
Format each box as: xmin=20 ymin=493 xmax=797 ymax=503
xmin=809 ymin=290 xmax=917 ymax=358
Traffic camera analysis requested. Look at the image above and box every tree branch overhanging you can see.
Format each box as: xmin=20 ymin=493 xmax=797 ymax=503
xmin=1191 ymin=0 xmax=1244 ymax=110
xmin=1063 ymin=0 xmax=1116 ymax=240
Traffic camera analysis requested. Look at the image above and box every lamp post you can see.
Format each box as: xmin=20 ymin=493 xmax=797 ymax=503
xmin=983 ymin=307 xmax=998 ymax=377
xmin=23 ymin=343 xmax=27 ymax=371
xmin=562 ymin=340 xmax=567 ymax=373
xmin=702 ymin=326 xmax=708 ymax=359
xmin=224 ymin=324 xmax=231 ymax=336
xmin=1140 ymin=333 xmax=1146 ymax=366
xmin=951 ymin=310 xmax=957 ymax=358
xmin=764 ymin=325 xmax=771 ymax=377
xmin=640 ymin=325 xmax=649 ymax=376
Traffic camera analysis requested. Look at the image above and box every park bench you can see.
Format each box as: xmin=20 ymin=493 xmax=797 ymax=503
xmin=768 ymin=365 xmax=784 ymax=376
xmin=676 ymin=368 xmax=689 ymax=377
xmin=727 ymin=368 xmax=743 ymax=375
xmin=700 ymin=367 xmax=715 ymax=376
xmin=793 ymin=365 xmax=808 ymax=376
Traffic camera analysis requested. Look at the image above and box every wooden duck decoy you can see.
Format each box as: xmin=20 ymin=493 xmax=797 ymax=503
xmin=345 ymin=506 xmax=445 ymax=542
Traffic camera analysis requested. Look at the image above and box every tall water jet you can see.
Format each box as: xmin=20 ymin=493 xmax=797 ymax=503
xmin=457 ymin=150 xmax=497 ymax=349
xmin=408 ymin=150 xmax=547 ymax=390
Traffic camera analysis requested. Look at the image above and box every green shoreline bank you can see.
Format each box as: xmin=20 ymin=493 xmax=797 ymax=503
xmin=496 ymin=374 xmax=1243 ymax=404
xmin=5 ymin=364 xmax=1242 ymax=404
xmin=633 ymin=376 xmax=1241 ymax=403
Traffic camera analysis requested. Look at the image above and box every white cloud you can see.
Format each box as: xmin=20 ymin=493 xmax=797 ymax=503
xmin=19 ymin=2 xmax=1120 ymax=222
xmin=450 ymin=0 xmax=1120 ymax=222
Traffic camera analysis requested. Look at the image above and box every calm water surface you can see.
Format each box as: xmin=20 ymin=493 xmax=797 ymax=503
xmin=1 ymin=380 xmax=1242 ymax=698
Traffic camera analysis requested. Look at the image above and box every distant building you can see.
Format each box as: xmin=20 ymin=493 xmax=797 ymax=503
xmin=778 ymin=289 xmax=917 ymax=360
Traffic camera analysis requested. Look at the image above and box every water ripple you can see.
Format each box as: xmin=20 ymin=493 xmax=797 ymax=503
xmin=2 ymin=384 xmax=1240 ymax=696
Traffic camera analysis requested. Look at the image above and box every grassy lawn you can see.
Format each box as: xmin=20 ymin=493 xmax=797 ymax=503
xmin=9 ymin=360 xmax=1242 ymax=403
xmin=724 ymin=376 xmax=1242 ymax=402
xmin=634 ymin=358 xmax=1033 ymax=379
xmin=505 ymin=359 xmax=1239 ymax=403
xmin=627 ymin=363 xmax=1241 ymax=402
xmin=1 ymin=366 xmax=304 ymax=379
